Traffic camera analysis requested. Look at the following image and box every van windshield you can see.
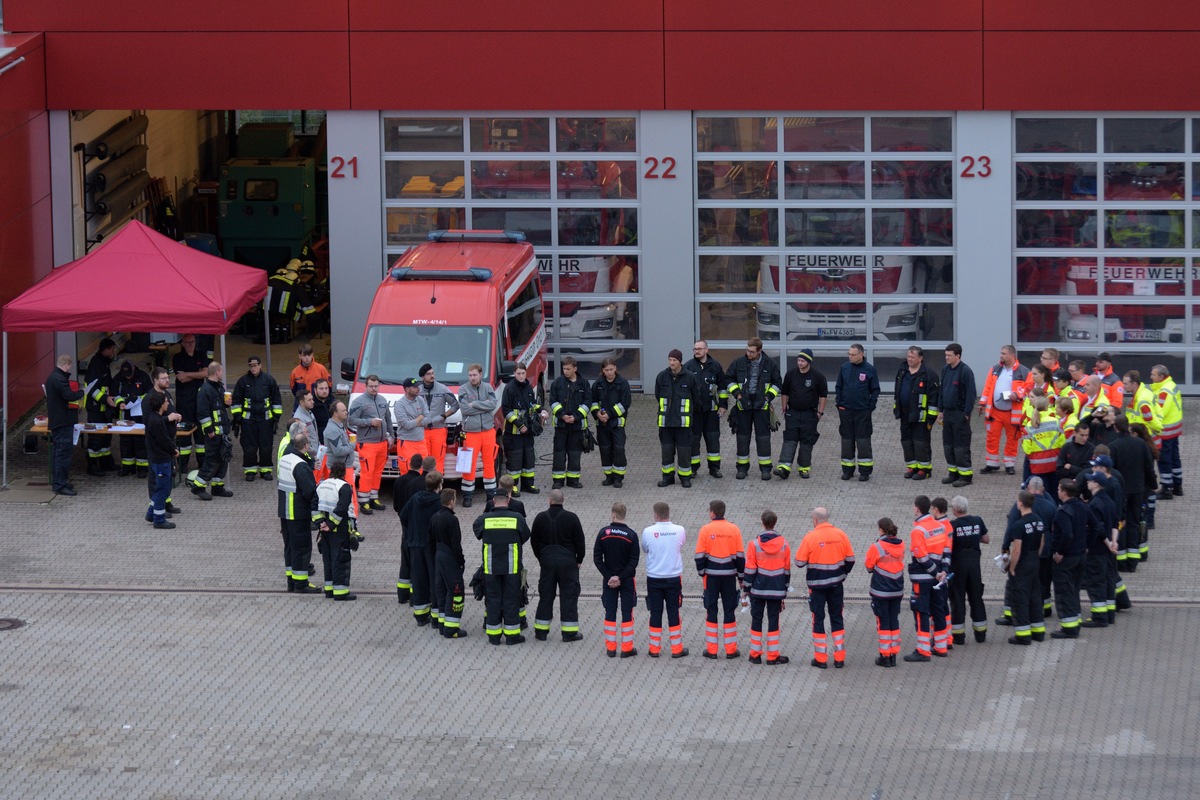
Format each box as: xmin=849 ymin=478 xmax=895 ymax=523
xmin=359 ymin=325 xmax=491 ymax=386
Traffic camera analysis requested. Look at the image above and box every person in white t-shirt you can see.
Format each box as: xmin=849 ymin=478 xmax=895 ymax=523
xmin=642 ymin=501 xmax=688 ymax=658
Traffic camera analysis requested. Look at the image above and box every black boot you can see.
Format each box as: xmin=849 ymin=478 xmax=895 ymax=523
xmin=709 ymin=466 xmax=723 ymax=479
xmin=735 ymin=466 xmax=749 ymax=480
xmin=952 ymin=633 xmax=966 ymax=646
xmin=657 ymin=474 xmax=675 ymax=487
xmin=760 ymin=468 xmax=772 ymax=481
xmin=974 ymin=630 xmax=987 ymax=643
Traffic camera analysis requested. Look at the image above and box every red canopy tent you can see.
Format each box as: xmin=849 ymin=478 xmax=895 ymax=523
xmin=1 ymin=220 xmax=269 ymax=487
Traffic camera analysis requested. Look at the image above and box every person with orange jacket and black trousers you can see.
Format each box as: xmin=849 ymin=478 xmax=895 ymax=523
xmin=743 ymin=509 xmax=791 ymax=665
xmin=695 ymin=499 xmax=745 ymax=659
xmin=865 ymin=517 xmax=906 ymax=667
xmin=795 ymin=507 xmax=856 ymax=669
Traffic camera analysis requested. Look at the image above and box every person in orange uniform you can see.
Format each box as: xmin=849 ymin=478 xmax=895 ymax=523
xmin=1093 ymin=353 xmax=1125 ymax=409
xmin=979 ymin=345 xmax=1030 ymax=475
xmin=743 ymin=509 xmax=791 ymax=665
xmin=929 ymin=497 xmax=955 ymax=649
xmin=288 ymin=344 xmax=331 ymax=412
xmin=904 ymin=495 xmax=949 ymax=663
xmin=794 ymin=507 xmax=856 ymax=669
xmin=865 ymin=517 xmax=906 ymax=667
xmin=695 ymin=500 xmax=745 ymax=659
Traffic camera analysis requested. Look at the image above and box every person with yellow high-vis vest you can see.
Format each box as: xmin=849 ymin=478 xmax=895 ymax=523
xmin=1149 ymin=364 xmax=1183 ymax=499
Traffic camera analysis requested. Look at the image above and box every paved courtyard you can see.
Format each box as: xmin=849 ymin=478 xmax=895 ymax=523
xmin=2 ymin=368 xmax=1198 ymax=798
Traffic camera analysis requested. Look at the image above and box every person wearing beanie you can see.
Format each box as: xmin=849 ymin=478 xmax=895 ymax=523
xmin=774 ymin=348 xmax=828 ymax=480
xmin=654 ymin=349 xmax=700 ymax=487
xmin=418 ymin=363 xmax=459 ymax=473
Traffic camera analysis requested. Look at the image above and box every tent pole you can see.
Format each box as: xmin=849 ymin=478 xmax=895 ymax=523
xmin=264 ymin=300 xmax=272 ymax=375
xmin=220 ymin=334 xmax=227 ymax=372
xmin=2 ymin=332 xmax=8 ymax=490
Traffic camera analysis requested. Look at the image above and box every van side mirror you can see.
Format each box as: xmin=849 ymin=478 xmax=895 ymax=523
xmin=340 ymin=357 xmax=356 ymax=382
xmin=498 ymin=360 xmax=516 ymax=382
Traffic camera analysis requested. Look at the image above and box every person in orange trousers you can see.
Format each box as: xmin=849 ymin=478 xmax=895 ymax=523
xmin=743 ymin=509 xmax=791 ymax=664
xmin=347 ymin=375 xmax=395 ymax=512
xmin=694 ymin=500 xmax=745 ymax=659
xmin=794 ymin=507 xmax=856 ymax=669
xmin=979 ymin=345 xmax=1030 ymax=474
xmin=458 ymin=363 xmax=500 ymax=508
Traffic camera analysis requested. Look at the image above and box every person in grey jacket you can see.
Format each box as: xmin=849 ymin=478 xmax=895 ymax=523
xmin=347 ymin=374 xmax=395 ymax=511
xmin=418 ymin=363 xmax=460 ymax=472
xmin=323 ymin=399 xmax=359 ymax=498
xmin=394 ymin=377 xmax=431 ymax=468
xmin=459 ymin=363 xmax=500 ymax=507
xmin=293 ymin=389 xmax=319 ymax=457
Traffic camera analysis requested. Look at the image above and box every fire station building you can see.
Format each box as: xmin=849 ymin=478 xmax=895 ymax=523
xmin=2 ymin=1 xmax=1200 ymax=414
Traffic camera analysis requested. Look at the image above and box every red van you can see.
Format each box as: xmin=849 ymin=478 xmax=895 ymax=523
xmin=341 ymin=230 xmax=548 ymax=481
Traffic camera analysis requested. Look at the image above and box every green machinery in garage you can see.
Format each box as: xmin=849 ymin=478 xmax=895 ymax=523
xmin=218 ymin=157 xmax=316 ymax=271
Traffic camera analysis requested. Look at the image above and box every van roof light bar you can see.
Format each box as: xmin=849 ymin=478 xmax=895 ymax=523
xmin=426 ymin=229 xmax=527 ymax=244
xmin=390 ymin=267 xmax=493 ymax=281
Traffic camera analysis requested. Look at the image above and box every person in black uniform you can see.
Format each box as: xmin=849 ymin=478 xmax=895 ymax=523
xmin=893 ymin=346 xmax=940 ymax=481
xmin=684 ymin=339 xmax=727 ymax=479
xmin=317 ymin=454 xmax=360 ymax=601
xmin=192 ymin=362 xmax=233 ymax=501
xmin=1005 ymin=491 xmax=1046 ymax=645
xmin=774 ymin=348 xmax=827 ymax=480
xmin=655 ymin=349 xmax=701 ymax=487
xmin=430 ymin=488 xmax=468 ymax=638
xmin=83 ymin=337 xmax=117 ymax=474
xmin=485 ymin=474 xmax=530 ymax=630
xmin=401 ymin=470 xmax=444 ymax=628
xmin=1106 ymin=416 xmax=1157 ymax=573
xmin=500 ymin=361 xmax=543 ymax=497
xmin=725 ymin=337 xmax=782 ymax=481
xmin=594 ymin=501 xmax=640 ymax=657
xmin=1050 ymin=479 xmax=1093 ymax=639
xmin=142 ymin=393 xmax=178 ymax=529
xmin=474 ymin=491 xmax=532 ymax=645
xmin=45 ymin=354 xmax=85 ymax=495
xmin=111 ymin=359 xmax=152 ymax=477
xmin=590 ymin=358 xmax=631 ymax=487
xmin=548 ymin=356 xmax=590 ymax=489
xmin=947 ymin=495 xmax=989 ymax=644
xmin=171 ymin=335 xmax=210 ymax=475
xmin=1081 ymin=471 xmax=1120 ymax=628
xmin=278 ymin=427 xmax=318 ymax=592
xmin=231 ymin=355 xmax=283 ymax=481
xmin=939 ymin=342 xmax=978 ymax=487
xmin=531 ymin=489 xmax=587 ymax=642
xmin=392 ymin=453 xmax=425 ymax=604
xmin=834 ymin=343 xmax=881 ymax=482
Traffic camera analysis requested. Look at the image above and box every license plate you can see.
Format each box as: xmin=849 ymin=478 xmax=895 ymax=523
xmin=390 ymin=457 xmax=399 ymax=469
xmin=1123 ymin=330 xmax=1162 ymax=342
xmin=817 ymin=327 xmax=856 ymax=338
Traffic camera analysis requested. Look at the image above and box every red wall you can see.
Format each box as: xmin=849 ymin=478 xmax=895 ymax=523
xmin=0 ymin=36 xmax=56 ymax=419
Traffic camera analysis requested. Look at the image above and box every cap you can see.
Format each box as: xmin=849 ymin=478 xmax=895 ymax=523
xmin=247 ymin=355 xmax=261 ymax=365
xmin=797 ymin=348 xmax=814 ymax=363
xmin=419 ymin=363 xmax=433 ymax=377
xmin=1095 ymin=352 xmax=1112 ymax=363
xmin=1089 ymin=454 xmax=1113 ymax=468
xmin=1080 ymin=470 xmax=1104 ymax=485
xmin=668 ymin=348 xmax=683 ymax=362
xmin=402 ymin=377 xmax=419 ymax=388
xmin=1052 ymin=368 xmax=1072 ymax=382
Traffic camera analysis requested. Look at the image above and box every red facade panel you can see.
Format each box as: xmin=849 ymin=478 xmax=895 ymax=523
xmin=667 ymin=0 xmax=981 ymax=31
xmin=351 ymin=0 xmax=661 ymax=31
xmin=0 ymin=198 xmax=55 ymax=418
xmin=4 ymin=0 xmax=348 ymax=33
xmin=984 ymin=1 xmax=1200 ymax=31
xmin=665 ymin=32 xmax=982 ymax=110
xmin=45 ymin=33 xmax=351 ymax=109
xmin=350 ymin=32 xmax=665 ymax=109
xmin=985 ymin=32 xmax=1200 ymax=110
xmin=0 ymin=115 xmax=51 ymax=229
xmin=0 ymin=41 xmax=46 ymax=129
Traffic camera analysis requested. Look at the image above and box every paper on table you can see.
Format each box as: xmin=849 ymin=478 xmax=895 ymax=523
xmin=454 ymin=447 xmax=475 ymax=474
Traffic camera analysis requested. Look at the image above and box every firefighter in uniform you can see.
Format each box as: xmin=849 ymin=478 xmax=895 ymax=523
xmin=111 ymin=359 xmax=152 ymax=476
xmin=893 ymin=346 xmax=940 ymax=481
xmin=865 ymin=517 xmax=905 ymax=667
xmin=903 ymin=496 xmax=947 ymax=662
xmin=641 ymin=501 xmax=688 ymax=658
xmin=458 ymin=363 xmax=500 ymax=508
xmin=726 ymin=338 xmax=782 ymax=481
xmin=1005 ymin=490 xmax=1046 ymax=645
xmin=171 ymin=335 xmax=210 ymax=475
xmin=590 ymin=357 xmax=631 ymax=487
xmin=1081 ymin=471 xmax=1119 ymax=628
xmin=655 ymin=349 xmax=700 ymax=487
xmin=191 ymin=362 xmax=233 ymax=500
xmin=430 ymin=488 xmax=468 ymax=637
xmin=1022 ymin=395 xmax=1066 ymax=501
xmin=316 ymin=453 xmax=360 ymax=601
xmin=694 ymin=499 xmax=745 ymax=658
xmin=400 ymin=471 xmax=444 ymax=628
xmin=549 ymin=356 xmax=590 ymax=489
xmin=594 ymin=502 xmax=640 ymax=657
xmin=83 ymin=337 xmax=118 ymax=474
xmin=743 ymin=509 xmax=791 ymax=665
xmin=795 ymin=507 xmax=855 ymax=669
xmin=500 ymin=361 xmax=543 ymax=497
xmin=231 ymin=356 xmax=283 ymax=481
xmin=947 ymin=495 xmax=989 ymax=644
xmin=834 ymin=343 xmax=880 ymax=482
xmin=684 ymin=339 xmax=728 ymax=479
xmin=940 ymin=343 xmax=978 ymax=487
xmin=979 ymin=345 xmax=1030 ymax=474
xmin=1149 ymin=364 xmax=1183 ymax=499
xmin=531 ymin=489 xmax=587 ymax=642
xmin=278 ymin=427 xmax=319 ymax=592
xmin=473 ymin=491 xmax=532 ymax=645
xmin=1123 ymin=370 xmax=1162 ymax=528
xmin=1050 ymin=479 xmax=1093 ymax=638
xmin=1085 ymin=458 xmax=1133 ymax=618
xmin=774 ymin=348 xmax=827 ymax=480
xmin=418 ymin=363 xmax=459 ymax=473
